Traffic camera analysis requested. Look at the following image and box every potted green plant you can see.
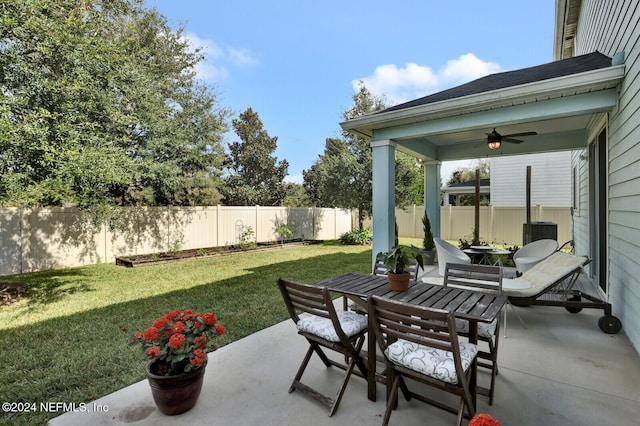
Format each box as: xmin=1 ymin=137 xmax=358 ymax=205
xmin=129 ymin=309 xmax=226 ymax=415
xmin=422 ymin=213 xmax=436 ymax=265
xmin=378 ymin=245 xmax=424 ymax=291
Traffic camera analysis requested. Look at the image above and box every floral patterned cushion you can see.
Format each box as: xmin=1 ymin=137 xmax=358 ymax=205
xmin=297 ymin=311 xmax=368 ymax=343
xmin=455 ymin=318 xmax=498 ymax=338
xmin=385 ymin=339 xmax=478 ymax=384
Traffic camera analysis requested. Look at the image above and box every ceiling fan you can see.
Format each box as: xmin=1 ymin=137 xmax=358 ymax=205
xmin=486 ymin=128 xmax=537 ymax=150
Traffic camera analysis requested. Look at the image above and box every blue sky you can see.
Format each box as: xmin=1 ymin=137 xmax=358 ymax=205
xmin=147 ymin=0 xmax=556 ymax=183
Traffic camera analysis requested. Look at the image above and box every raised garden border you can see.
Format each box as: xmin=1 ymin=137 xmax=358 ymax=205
xmin=115 ymin=239 xmax=322 ymax=268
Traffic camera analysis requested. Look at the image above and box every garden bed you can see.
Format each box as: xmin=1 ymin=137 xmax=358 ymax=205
xmin=1 ymin=282 xmax=26 ymax=305
xmin=115 ymin=239 xmax=322 ymax=267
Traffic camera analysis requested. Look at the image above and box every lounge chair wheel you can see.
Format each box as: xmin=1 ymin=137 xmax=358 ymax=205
xmin=565 ymin=295 xmax=582 ymax=313
xmin=598 ymin=315 xmax=622 ymax=334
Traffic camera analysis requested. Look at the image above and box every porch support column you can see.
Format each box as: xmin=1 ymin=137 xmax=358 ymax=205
xmin=371 ymin=140 xmax=396 ymax=267
xmin=424 ymin=161 xmax=441 ymax=238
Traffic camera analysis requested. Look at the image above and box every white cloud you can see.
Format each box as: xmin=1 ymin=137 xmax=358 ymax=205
xmin=182 ymin=32 xmax=257 ymax=82
xmin=284 ymin=174 xmax=303 ymax=184
xmin=183 ymin=32 xmax=224 ymax=58
xmin=227 ymin=47 xmax=258 ymax=67
xmin=440 ymin=53 xmax=501 ymax=83
xmin=354 ymin=53 xmax=502 ymax=104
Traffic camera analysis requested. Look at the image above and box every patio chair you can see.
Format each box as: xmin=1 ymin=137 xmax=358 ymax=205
xmin=276 ymin=278 xmax=369 ymax=416
xmin=368 ymin=295 xmax=477 ymax=426
xmin=443 ymin=263 xmax=503 ymax=405
xmin=503 ymin=252 xmax=623 ymax=334
xmin=434 ymin=238 xmax=471 ymax=276
xmin=513 ymin=239 xmax=558 ymax=274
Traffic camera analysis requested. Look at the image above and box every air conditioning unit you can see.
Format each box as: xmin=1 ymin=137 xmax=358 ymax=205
xmin=523 ymin=221 xmax=557 ymax=244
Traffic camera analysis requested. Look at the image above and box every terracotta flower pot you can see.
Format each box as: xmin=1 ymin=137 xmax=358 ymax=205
xmin=145 ymin=361 xmax=206 ymax=415
xmin=387 ymin=271 xmax=411 ymax=291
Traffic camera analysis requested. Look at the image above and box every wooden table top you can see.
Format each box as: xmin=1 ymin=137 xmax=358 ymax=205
xmin=316 ymin=272 xmax=506 ymax=323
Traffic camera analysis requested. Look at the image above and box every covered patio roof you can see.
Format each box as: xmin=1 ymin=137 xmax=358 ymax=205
xmin=341 ymin=51 xmax=625 ymax=162
xmin=340 ymin=51 xmax=625 ymax=261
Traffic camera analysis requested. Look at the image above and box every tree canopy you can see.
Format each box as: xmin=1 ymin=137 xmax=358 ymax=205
xmin=303 ymin=83 xmax=423 ymax=228
xmin=222 ymin=108 xmax=289 ymax=206
xmin=0 ymin=0 xmax=229 ymax=220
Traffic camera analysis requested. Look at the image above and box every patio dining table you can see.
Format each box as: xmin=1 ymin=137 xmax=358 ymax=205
xmin=314 ymin=272 xmax=507 ymax=404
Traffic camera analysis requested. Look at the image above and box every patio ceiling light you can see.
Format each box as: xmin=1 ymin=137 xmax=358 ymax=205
xmin=487 ymin=139 xmax=501 ymax=150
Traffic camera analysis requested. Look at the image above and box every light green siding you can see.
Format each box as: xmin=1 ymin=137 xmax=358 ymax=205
xmin=574 ymin=0 xmax=640 ymax=353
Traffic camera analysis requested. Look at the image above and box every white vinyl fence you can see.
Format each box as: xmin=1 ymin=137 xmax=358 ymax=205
xmin=0 ymin=206 xmax=352 ymax=276
xmin=367 ymin=205 xmax=572 ymax=246
xmin=0 ymin=204 xmax=571 ymax=276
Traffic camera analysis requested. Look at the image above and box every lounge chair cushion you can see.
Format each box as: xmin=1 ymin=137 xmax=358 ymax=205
xmin=385 ymin=339 xmax=478 ymax=384
xmin=297 ymin=311 xmax=368 ymax=342
xmin=503 ymin=252 xmax=588 ymax=298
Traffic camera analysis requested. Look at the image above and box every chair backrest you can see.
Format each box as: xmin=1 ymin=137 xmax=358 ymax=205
xmin=443 ymin=263 xmax=503 ymax=295
xmin=367 ymin=295 xmax=467 ymax=377
xmin=373 ymin=256 xmax=420 ymax=281
xmin=434 ymin=238 xmax=466 ymax=257
xmin=434 ymin=238 xmax=471 ymax=276
xmin=277 ymin=278 xmax=353 ymax=346
xmin=277 ymin=278 xmax=333 ymax=322
xmin=514 ymin=239 xmax=558 ymax=259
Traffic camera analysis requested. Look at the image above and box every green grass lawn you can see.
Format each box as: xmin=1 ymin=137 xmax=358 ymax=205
xmin=0 ymin=240 xmax=392 ymax=425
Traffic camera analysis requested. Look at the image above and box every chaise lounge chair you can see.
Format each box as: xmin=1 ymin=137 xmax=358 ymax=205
xmin=502 ymin=251 xmax=622 ymax=334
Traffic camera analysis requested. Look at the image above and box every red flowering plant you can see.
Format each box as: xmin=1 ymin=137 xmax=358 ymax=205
xmin=129 ymin=309 xmax=225 ymax=376
xmin=469 ymin=413 xmax=501 ymax=426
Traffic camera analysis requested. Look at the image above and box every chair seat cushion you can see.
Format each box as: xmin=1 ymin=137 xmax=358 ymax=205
xmin=455 ymin=318 xmax=497 ymax=338
xmin=385 ymin=339 xmax=478 ymax=384
xmin=297 ymin=311 xmax=368 ymax=342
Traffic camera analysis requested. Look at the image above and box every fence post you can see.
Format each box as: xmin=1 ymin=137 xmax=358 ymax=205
xmin=216 ymin=205 xmax=222 ymax=247
xmin=255 ymin=205 xmax=260 ymax=243
xmin=446 ymin=205 xmax=453 ymax=240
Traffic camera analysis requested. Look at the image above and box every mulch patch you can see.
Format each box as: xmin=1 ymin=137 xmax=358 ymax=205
xmin=1 ymin=282 xmax=27 ymax=305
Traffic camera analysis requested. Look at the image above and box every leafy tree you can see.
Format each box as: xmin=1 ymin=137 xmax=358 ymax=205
xmin=396 ymin=152 xmax=425 ymax=207
xmin=446 ymin=159 xmax=491 ymax=206
xmin=0 ymin=0 xmax=229 ymax=221
xmin=303 ymin=83 xmax=422 ymax=228
xmin=222 ymin=108 xmax=289 ymax=206
xmin=282 ymin=182 xmax=310 ymax=207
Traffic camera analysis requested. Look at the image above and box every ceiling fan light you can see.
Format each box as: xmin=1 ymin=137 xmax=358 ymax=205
xmin=487 ymin=140 xmax=501 ymax=150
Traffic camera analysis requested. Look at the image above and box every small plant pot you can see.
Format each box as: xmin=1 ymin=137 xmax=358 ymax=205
xmin=422 ymin=250 xmax=436 ymax=265
xmin=387 ymin=272 xmax=411 ymax=291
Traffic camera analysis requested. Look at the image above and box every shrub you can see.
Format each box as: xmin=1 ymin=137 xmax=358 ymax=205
xmin=339 ymin=228 xmax=373 ymax=245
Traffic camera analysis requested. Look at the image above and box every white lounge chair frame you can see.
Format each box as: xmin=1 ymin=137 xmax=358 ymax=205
xmin=503 ymin=252 xmax=622 ymax=334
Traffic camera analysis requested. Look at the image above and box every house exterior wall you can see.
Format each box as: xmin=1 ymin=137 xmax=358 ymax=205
xmin=491 ymin=152 xmax=572 ymax=207
xmin=572 ymin=0 xmax=640 ymax=352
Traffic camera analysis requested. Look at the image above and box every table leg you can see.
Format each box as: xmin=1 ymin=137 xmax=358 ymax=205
xmin=469 ymin=321 xmax=478 ymax=409
xmin=367 ymin=316 xmax=377 ymax=401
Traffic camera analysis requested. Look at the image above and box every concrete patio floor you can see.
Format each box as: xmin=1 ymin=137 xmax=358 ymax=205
xmin=51 ymin=268 xmax=640 ymax=426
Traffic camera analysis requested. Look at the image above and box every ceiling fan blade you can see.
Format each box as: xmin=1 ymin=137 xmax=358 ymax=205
xmin=502 ymin=137 xmax=524 ymax=144
xmin=503 ymin=131 xmax=537 ymax=138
